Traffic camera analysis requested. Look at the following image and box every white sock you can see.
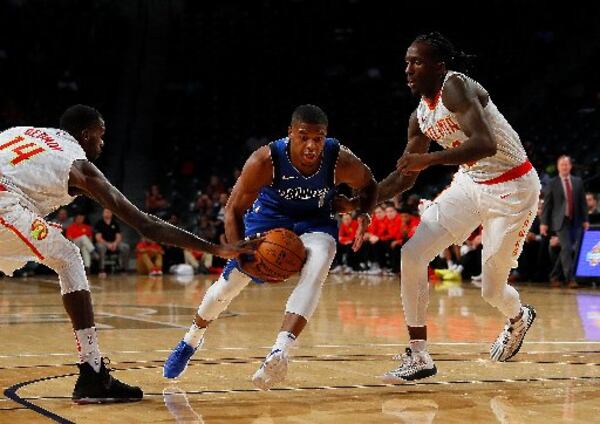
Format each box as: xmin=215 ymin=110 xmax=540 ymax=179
xmin=409 ymin=339 xmax=427 ymax=353
xmin=74 ymin=327 xmax=101 ymax=372
xmin=183 ymin=322 xmax=206 ymax=348
xmin=273 ymin=331 xmax=296 ymax=353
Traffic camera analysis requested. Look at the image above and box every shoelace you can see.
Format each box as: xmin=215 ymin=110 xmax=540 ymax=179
xmin=260 ymin=349 xmax=282 ymax=369
xmin=500 ymin=315 xmax=527 ymax=346
xmin=392 ymin=347 xmax=414 ymax=363
xmin=101 ymin=357 xmax=113 ymax=372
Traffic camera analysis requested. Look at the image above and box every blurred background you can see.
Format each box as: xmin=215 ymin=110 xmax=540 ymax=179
xmin=0 ymin=0 xmax=598 ymax=281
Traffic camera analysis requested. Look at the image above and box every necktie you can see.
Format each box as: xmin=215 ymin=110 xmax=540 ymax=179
xmin=564 ymin=177 xmax=574 ymax=218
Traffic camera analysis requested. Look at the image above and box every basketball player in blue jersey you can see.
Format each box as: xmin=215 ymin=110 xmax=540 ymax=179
xmin=164 ymin=104 xmax=377 ymax=389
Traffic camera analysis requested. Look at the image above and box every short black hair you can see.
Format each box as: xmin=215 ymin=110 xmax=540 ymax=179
xmin=291 ymin=104 xmax=328 ymax=126
xmin=59 ymin=104 xmax=103 ymax=137
xmin=414 ymin=32 xmax=475 ymax=74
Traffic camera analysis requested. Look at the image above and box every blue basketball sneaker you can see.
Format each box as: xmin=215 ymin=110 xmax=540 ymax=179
xmin=163 ymin=340 xmax=201 ymax=378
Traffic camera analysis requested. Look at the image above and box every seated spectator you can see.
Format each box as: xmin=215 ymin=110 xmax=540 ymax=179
xmin=65 ymin=213 xmax=95 ymax=273
xmin=399 ymin=208 xmax=420 ymax=241
xmin=381 ymin=204 xmax=403 ymax=273
xmin=185 ymin=214 xmax=215 ymax=273
xmin=191 ymin=214 xmax=216 ymax=241
xmin=205 ymin=175 xmax=225 ymax=198
xmin=135 ymin=237 xmax=164 ymax=276
xmin=94 ymin=209 xmax=131 ymax=277
xmin=192 ymin=193 xmax=213 ymax=216
xmin=211 ymin=192 xmax=229 ymax=221
xmin=586 ymin=192 xmax=600 ymax=224
xmin=331 ymin=213 xmax=364 ymax=273
xmin=183 ymin=249 xmax=209 ymax=274
xmin=405 ymin=193 xmax=421 ymax=215
xmin=53 ymin=207 xmax=73 ymax=234
xmin=363 ymin=205 xmax=388 ymax=274
xmin=145 ymin=184 xmax=170 ymax=217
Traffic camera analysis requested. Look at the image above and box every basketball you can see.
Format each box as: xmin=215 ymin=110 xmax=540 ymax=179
xmin=241 ymin=228 xmax=307 ymax=283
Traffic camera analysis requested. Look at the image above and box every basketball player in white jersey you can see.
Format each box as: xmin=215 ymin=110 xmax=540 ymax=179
xmin=377 ymin=33 xmax=541 ymax=381
xmin=0 ymin=105 xmax=251 ymax=403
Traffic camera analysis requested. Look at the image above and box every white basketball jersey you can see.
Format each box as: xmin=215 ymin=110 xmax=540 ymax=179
xmin=0 ymin=127 xmax=87 ymax=216
xmin=416 ymin=71 xmax=528 ymax=183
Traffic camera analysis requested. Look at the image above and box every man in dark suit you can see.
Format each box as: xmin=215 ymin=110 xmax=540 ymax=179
xmin=540 ymin=155 xmax=589 ymax=288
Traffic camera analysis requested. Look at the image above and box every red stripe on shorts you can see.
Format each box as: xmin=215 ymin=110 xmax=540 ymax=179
xmin=479 ymin=161 xmax=533 ymax=185
xmin=0 ymin=216 xmax=45 ymax=261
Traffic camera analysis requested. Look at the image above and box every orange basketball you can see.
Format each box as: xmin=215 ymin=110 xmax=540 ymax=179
xmin=241 ymin=228 xmax=307 ymax=283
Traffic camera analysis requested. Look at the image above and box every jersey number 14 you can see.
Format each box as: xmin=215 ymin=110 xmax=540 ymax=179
xmin=0 ymin=136 xmax=45 ymax=166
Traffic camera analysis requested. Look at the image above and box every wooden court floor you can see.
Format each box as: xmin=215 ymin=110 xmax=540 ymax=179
xmin=0 ymin=273 xmax=599 ymax=423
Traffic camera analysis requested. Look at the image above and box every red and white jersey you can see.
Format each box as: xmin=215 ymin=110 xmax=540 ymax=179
xmin=0 ymin=127 xmax=87 ymax=216
xmin=416 ymin=71 xmax=528 ymax=183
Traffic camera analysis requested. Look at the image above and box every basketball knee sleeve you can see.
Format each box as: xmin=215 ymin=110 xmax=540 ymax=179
xmin=481 ymin=256 xmax=521 ymax=318
xmin=196 ymin=264 xmax=251 ymax=321
xmin=44 ymin=241 xmax=89 ymax=295
xmin=285 ymin=232 xmax=336 ymax=320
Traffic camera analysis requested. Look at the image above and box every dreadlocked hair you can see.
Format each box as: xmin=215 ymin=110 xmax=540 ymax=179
xmin=414 ymin=32 xmax=476 ymax=74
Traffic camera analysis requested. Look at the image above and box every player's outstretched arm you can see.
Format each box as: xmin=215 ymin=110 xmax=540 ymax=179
xmin=68 ymin=160 xmax=248 ymax=259
xmin=378 ymin=111 xmax=431 ymax=202
xmin=224 ymin=146 xmax=273 ymax=243
xmin=335 ymin=147 xmax=378 ymax=251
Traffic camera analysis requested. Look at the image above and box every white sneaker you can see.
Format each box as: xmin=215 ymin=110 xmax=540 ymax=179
xmin=490 ymin=304 xmax=536 ymax=362
xmin=252 ymin=349 xmax=288 ymax=390
xmin=382 ymin=348 xmax=437 ymax=382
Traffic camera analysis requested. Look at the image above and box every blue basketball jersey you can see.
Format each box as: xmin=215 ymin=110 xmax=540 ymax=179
xmin=243 ymin=137 xmax=340 ymax=239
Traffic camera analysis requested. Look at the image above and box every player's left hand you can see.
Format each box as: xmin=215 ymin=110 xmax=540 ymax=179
xmin=213 ymin=237 xmax=264 ymax=259
xmin=583 ymin=221 xmax=590 ymax=231
xmin=397 ymin=153 xmax=433 ymax=175
xmin=353 ymin=213 xmax=371 ymax=252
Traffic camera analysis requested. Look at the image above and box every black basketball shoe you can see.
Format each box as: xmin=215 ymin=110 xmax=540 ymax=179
xmin=72 ymin=358 xmax=143 ymax=404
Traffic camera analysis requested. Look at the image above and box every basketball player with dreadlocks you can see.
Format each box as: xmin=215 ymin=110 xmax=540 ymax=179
xmin=377 ymin=32 xmax=541 ymax=381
